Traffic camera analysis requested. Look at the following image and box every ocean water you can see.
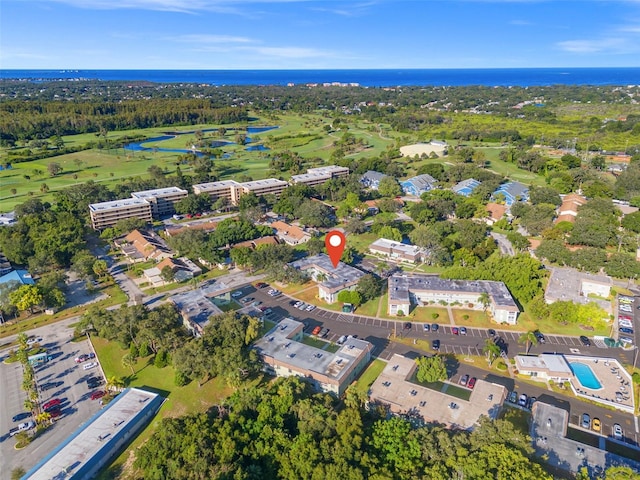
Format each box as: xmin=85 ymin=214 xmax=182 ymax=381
xmin=2 ymin=68 xmax=639 ymax=87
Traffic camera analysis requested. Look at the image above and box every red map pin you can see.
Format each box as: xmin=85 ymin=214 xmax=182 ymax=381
xmin=325 ymin=230 xmax=346 ymax=268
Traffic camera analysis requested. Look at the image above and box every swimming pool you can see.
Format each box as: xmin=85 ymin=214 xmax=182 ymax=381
xmin=570 ymin=362 xmax=603 ymax=390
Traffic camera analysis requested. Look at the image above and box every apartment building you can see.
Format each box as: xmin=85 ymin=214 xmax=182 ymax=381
xmin=388 ymin=273 xmax=520 ymax=324
xmin=131 ymin=187 xmax=188 ymax=217
xmin=290 ymin=165 xmax=350 ymax=187
xmin=89 ymin=198 xmax=152 ymax=230
xmin=235 ymin=178 xmax=289 ymax=203
xmin=369 ymin=238 xmax=425 ymax=264
xmin=289 ymin=254 xmax=365 ymax=303
xmin=254 ymin=317 xmax=372 ymax=396
xmin=192 ymin=180 xmax=240 ymax=203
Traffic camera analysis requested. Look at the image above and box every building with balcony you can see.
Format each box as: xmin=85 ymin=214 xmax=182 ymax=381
xmin=290 ymin=165 xmax=350 ymax=187
xmin=192 ymin=180 xmax=240 ymax=203
xmin=131 ymin=187 xmax=188 ymax=218
xmin=89 ymin=198 xmax=152 ymax=230
xmin=369 ymin=238 xmax=425 ymax=264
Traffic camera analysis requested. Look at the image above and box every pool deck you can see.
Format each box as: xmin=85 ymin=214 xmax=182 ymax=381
xmin=564 ymin=355 xmax=634 ymax=413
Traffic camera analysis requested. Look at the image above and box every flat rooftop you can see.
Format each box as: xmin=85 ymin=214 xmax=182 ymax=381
xmin=370 ymin=238 xmax=422 ymax=255
xmin=169 ymin=289 xmax=223 ymax=329
xmin=515 ymin=354 xmax=573 ymax=375
xmin=192 ymin=180 xmax=240 ymax=191
xmin=131 ymin=186 xmax=188 ymax=198
xmin=254 ymin=318 xmax=371 ymax=382
xmin=545 ymin=267 xmax=612 ymax=304
xmin=290 ymin=254 xmax=365 ymax=290
xmin=370 ymin=354 xmax=506 ymax=430
xmin=290 ymin=172 xmax=331 ymax=183
xmin=306 ymin=165 xmax=349 ymax=175
xmin=23 ymin=388 xmax=162 ymax=480
xmin=388 ymin=274 xmax=518 ymax=308
xmin=240 ymin=178 xmax=288 ymax=190
xmin=89 ymin=197 xmax=150 ymax=212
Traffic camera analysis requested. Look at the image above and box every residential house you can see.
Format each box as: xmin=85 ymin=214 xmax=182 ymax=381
xmin=164 ymin=221 xmax=218 ymax=238
xmin=492 ymin=181 xmax=529 ymax=207
xmin=0 ymin=269 xmax=35 ymax=286
xmin=360 ymin=170 xmax=389 ymax=190
xmin=271 ymin=221 xmax=311 ymax=245
xmin=401 ymin=174 xmax=437 ymax=196
xmin=515 ymin=354 xmax=573 ymax=382
xmin=254 ymin=317 xmax=372 ymax=396
xmin=484 ymin=203 xmax=507 ymax=225
xmin=451 ymin=178 xmax=481 ymax=197
xmin=555 ymin=193 xmax=587 ymax=224
xmin=119 ymin=230 xmax=172 ymax=262
xmin=234 ymin=236 xmax=280 ymax=250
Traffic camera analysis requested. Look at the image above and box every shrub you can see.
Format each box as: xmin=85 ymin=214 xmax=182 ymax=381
xmin=431 ymin=313 xmax=439 ymax=319
xmin=632 ymin=372 xmax=640 ymax=385
xmin=462 ymin=314 xmax=469 ymax=320
xmin=496 ymin=362 xmax=507 ymax=371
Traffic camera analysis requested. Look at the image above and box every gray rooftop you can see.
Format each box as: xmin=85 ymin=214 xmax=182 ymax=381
xmin=496 ymin=181 xmax=529 ymax=197
xmin=131 ymin=186 xmax=188 ymax=198
xmin=370 ymin=238 xmax=423 ymax=256
xmin=23 ymin=388 xmax=162 ymax=480
xmin=290 ymin=254 xmax=366 ymax=290
xmin=254 ymin=318 xmax=370 ymax=382
xmin=240 ymin=178 xmax=289 ymax=190
xmin=402 ymin=174 xmax=437 ymax=189
xmin=361 ymin=170 xmax=388 ymax=183
xmin=192 ymin=180 xmax=241 ymax=191
xmin=451 ymin=178 xmax=481 ymax=193
xmin=516 ymin=354 xmax=573 ymax=375
xmin=89 ymin=197 xmax=150 ymax=212
xmin=388 ymin=273 xmax=518 ymax=308
xmin=306 ymin=165 xmax=349 ymax=175
xmin=169 ymin=289 xmax=223 ymax=329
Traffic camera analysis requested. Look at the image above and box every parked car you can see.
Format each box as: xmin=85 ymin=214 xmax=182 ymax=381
xmin=297 ymin=303 xmax=307 ymax=310
xmin=431 ymin=324 xmax=439 ymax=332
xmin=467 ymin=377 xmax=476 ymax=389
xmin=269 ymin=290 xmax=281 ymax=297
xmin=619 ymin=327 xmax=634 ymax=335
xmin=619 ymin=305 xmax=632 ymax=312
xmin=581 ymin=413 xmax=591 ymax=429
xmin=488 ymin=329 xmax=496 ymax=337
xmin=452 ymin=327 xmax=459 ymax=335
xmin=319 ymin=328 xmax=329 ymax=338
xmin=619 ymin=336 xmax=634 ymax=345
xmin=241 ymin=297 xmax=254 ymax=304
xmin=252 ymin=301 xmax=262 ymax=307
xmin=459 ymin=374 xmax=469 ymax=386
xmin=305 ymin=304 xmax=315 ymax=311
xmin=289 ymin=300 xmax=298 ymax=306
xmin=75 ymin=354 xmax=89 ymax=363
xmin=613 ymin=423 xmax=623 ymax=440
xmin=527 ymin=396 xmax=537 ymax=409
xmin=619 ymin=319 xmax=634 ymax=328
xmin=404 ymin=322 xmax=412 ymax=330
xmin=294 ymin=301 xmax=303 ymax=308
xmin=42 ymin=398 xmax=61 ymax=412
xmin=91 ymin=390 xmax=106 ymax=400
xmin=231 ymin=291 xmax=243 ymax=298
xmin=26 ymin=337 xmax=43 ymax=346
xmin=432 ymin=339 xmax=440 ymax=351
xmin=255 ymin=282 xmax=268 ymax=289
xmin=508 ymin=391 xmax=518 ymax=403
xmin=518 ymin=394 xmax=528 ymax=407
xmin=592 ymin=418 xmax=601 ymax=432
xmin=423 ymin=324 xmax=430 ymax=332
xmin=460 ymin=327 xmax=467 ymax=335
xmin=9 ymin=421 xmax=35 ymax=436
xmin=579 ymin=336 xmax=591 ymax=346
xmin=312 ymin=326 xmax=322 ymax=336
xmin=534 ymin=331 xmax=546 ymax=344
xmin=337 ymin=335 xmax=347 ymax=345
xmin=87 ymin=377 xmax=103 ymax=389
xmin=83 ymin=361 xmax=98 ymax=370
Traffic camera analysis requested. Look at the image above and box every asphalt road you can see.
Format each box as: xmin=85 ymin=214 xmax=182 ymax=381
xmin=244 ymin=284 xmax=640 ymax=448
xmin=0 ymin=321 xmax=105 ymax=480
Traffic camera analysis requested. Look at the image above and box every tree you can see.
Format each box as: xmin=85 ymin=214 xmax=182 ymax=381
xmin=356 ymin=274 xmax=383 ymax=302
xmin=377 ymin=176 xmax=402 ymax=198
xmin=47 ymin=162 xmax=62 ymax=176
xmin=9 ymin=285 xmax=43 ymax=314
xmin=518 ymin=331 xmax=538 ymax=354
xmin=415 ymin=355 xmax=447 ymax=383
xmin=122 ymin=353 xmax=136 ymax=374
xmin=160 ymin=265 xmax=176 ymax=283
xmin=477 ymin=292 xmax=491 ymax=312
xmin=621 ymin=211 xmax=640 ymax=233
xmin=92 ymin=259 xmax=108 ymax=279
xmin=378 ymin=225 xmax=402 ymax=242
xmin=483 ymin=338 xmax=501 ymax=366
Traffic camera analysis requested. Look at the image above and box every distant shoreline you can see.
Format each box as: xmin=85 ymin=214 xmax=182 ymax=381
xmin=2 ymin=67 xmax=639 ymax=87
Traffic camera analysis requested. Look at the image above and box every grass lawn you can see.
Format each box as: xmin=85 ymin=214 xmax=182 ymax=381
xmin=258 ymin=319 xmax=277 ymax=337
xmin=441 ymin=383 xmax=473 ymax=401
xmin=499 ymin=407 xmax=531 ymax=435
xmin=403 ymin=306 xmax=450 ymax=324
xmin=92 ymin=336 xmax=258 ymax=479
xmin=352 ymin=359 xmax=386 ymax=394
xmin=355 ymin=296 xmax=381 ymax=317
xmin=300 ymin=334 xmax=339 ymax=353
xmin=451 ymin=309 xmax=492 ymax=326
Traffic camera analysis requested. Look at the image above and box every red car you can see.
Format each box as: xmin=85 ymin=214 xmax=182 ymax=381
xmin=312 ymin=326 xmax=322 ymax=336
xmin=452 ymin=327 xmax=459 ymax=335
xmin=91 ymin=390 xmax=106 ymax=400
xmin=467 ymin=377 xmax=477 ymax=389
xmin=42 ymin=398 xmax=61 ymax=412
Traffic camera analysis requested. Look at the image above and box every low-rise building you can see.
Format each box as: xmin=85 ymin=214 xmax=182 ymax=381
xmin=291 ymin=165 xmax=350 ymax=187
xmin=192 ymin=180 xmax=240 ymax=203
xmin=271 ymin=221 xmax=311 ymax=245
xmin=515 ymin=354 xmax=573 ymax=382
xmin=555 ymin=193 xmax=587 ymax=224
xmin=387 ymin=274 xmax=520 ymax=324
xmin=451 ymin=178 xmax=481 ymax=197
xmin=89 ymin=197 xmax=152 ymax=230
xmin=484 ymin=203 xmax=507 ymax=225
xmin=360 ymin=170 xmax=389 ymax=190
xmin=0 ymin=269 xmax=35 ymax=286
xmin=233 ymin=236 xmax=280 ymax=250
xmin=545 ymin=267 xmax=612 ymax=305
xmin=289 ymin=254 xmax=366 ymax=304
xmin=22 ymin=388 xmax=163 ymax=480
xmin=369 ymin=354 xmax=506 ymax=430
xmin=169 ymin=289 xmax=223 ymax=337
xmin=492 ymin=181 xmax=529 ymax=207
xmin=234 ymin=178 xmax=289 ymax=203
xmin=401 ymin=174 xmax=437 ymax=196
xmin=131 ymin=187 xmax=188 ymax=218
xmin=254 ymin=317 xmax=372 ymax=396
xmin=119 ymin=229 xmax=172 ymax=262
xmin=369 ymin=238 xmax=425 ymax=263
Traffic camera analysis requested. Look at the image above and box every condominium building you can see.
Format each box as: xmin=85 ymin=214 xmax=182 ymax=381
xmin=89 ymin=198 xmax=152 ymax=230
xmin=290 ymin=165 xmax=350 ymax=187
xmin=131 ymin=187 xmax=188 ymax=217
xmin=254 ymin=317 xmax=372 ymax=396
xmin=234 ymin=178 xmax=289 ymax=203
xmin=369 ymin=238 xmax=425 ymax=264
xmin=192 ymin=180 xmax=240 ymax=203
xmin=388 ymin=273 xmax=520 ymax=324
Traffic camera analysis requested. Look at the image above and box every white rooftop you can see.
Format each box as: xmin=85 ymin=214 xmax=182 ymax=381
xmin=241 ymin=178 xmax=288 ymax=190
xmin=131 ymin=186 xmax=188 ymax=198
xmin=89 ymin=197 xmax=150 ymax=211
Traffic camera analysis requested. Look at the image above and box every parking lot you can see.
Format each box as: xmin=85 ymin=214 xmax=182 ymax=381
xmin=0 ymin=326 xmax=106 ymax=480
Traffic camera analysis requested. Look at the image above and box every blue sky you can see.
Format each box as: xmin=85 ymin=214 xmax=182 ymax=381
xmin=2 ymin=0 xmax=640 ymax=69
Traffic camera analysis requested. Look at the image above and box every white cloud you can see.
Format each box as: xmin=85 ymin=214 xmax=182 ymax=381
xmin=171 ymin=34 xmax=254 ymax=43
xmin=556 ymin=37 xmax=625 ymax=53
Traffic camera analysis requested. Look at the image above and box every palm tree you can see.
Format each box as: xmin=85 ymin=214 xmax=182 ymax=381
xmin=478 ymin=292 xmax=491 ymax=312
xmin=23 ymin=398 xmax=36 ymax=414
xmin=106 ymin=375 xmax=125 ymax=393
xmin=518 ymin=331 xmax=538 ymax=354
xmin=122 ymin=354 xmax=136 ymax=375
xmin=483 ymin=339 xmax=501 ymax=366
xmin=35 ymin=411 xmax=51 ymax=426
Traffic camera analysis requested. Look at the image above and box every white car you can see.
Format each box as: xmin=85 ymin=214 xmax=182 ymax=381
xmin=613 ymin=424 xmax=623 ymax=440
xmin=26 ymin=337 xmax=43 ymax=346
xmin=619 ymin=319 xmax=633 ymax=328
xmin=305 ymin=304 xmax=315 ymax=312
xmin=293 ymin=301 xmax=302 ymax=308
xmin=83 ymin=362 xmax=98 ymax=370
xmin=231 ymin=291 xmax=243 ymax=298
